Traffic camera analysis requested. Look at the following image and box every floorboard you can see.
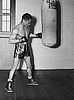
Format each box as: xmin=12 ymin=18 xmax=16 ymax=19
xmin=0 ymin=69 xmax=74 ymax=100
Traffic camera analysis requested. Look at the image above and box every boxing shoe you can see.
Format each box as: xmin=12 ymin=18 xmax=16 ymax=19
xmin=5 ymin=81 xmax=13 ymax=93
xmin=27 ymin=79 xmax=39 ymax=86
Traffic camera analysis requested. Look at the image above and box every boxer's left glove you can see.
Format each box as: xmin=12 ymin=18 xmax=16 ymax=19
xmin=19 ymin=36 xmax=27 ymax=43
xmin=36 ymin=33 xmax=42 ymax=38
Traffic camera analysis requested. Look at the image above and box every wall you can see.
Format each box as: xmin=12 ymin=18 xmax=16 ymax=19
xmin=0 ymin=0 xmax=74 ymax=69
xmin=0 ymin=38 xmax=13 ymax=69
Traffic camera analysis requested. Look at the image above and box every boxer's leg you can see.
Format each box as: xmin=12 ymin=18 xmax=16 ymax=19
xmin=5 ymin=57 xmax=20 ymax=92
xmin=24 ymin=56 xmax=32 ymax=79
xmin=24 ymin=56 xmax=39 ymax=85
xmin=8 ymin=57 xmax=20 ymax=81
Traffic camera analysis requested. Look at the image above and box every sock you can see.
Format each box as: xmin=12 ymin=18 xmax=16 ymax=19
xmin=28 ymin=76 xmax=32 ymax=80
xmin=7 ymin=79 xmax=13 ymax=82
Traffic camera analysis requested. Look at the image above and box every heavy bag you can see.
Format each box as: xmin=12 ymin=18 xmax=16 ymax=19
xmin=41 ymin=0 xmax=57 ymax=47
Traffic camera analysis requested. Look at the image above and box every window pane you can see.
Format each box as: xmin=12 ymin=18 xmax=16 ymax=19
xmin=6 ymin=10 xmax=10 ymax=13
xmin=2 ymin=10 xmax=6 ymax=13
xmin=2 ymin=16 xmax=6 ymax=21
xmin=2 ymin=10 xmax=10 ymax=14
xmin=2 ymin=0 xmax=6 ymax=9
xmin=7 ymin=0 xmax=10 ymax=9
xmin=2 ymin=22 xmax=6 ymax=31
xmin=7 ymin=16 xmax=10 ymax=21
xmin=0 ymin=15 xmax=2 ymax=31
xmin=7 ymin=22 xmax=10 ymax=31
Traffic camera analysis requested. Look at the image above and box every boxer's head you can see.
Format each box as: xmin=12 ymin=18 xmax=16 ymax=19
xmin=21 ymin=13 xmax=32 ymax=27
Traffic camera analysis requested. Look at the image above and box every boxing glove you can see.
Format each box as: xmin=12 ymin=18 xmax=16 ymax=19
xmin=36 ymin=33 xmax=42 ymax=38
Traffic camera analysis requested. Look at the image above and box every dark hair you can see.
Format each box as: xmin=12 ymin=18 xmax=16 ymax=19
xmin=22 ymin=13 xmax=32 ymax=21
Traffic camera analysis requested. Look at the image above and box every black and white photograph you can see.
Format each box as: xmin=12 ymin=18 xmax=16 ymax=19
xmin=0 ymin=0 xmax=74 ymax=100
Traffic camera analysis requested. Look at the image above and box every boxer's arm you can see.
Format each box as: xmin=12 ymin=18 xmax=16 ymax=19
xmin=29 ymin=33 xmax=42 ymax=38
xmin=8 ymin=29 xmax=20 ymax=44
xmin=29 ymin=33 xmax=37 ymax=38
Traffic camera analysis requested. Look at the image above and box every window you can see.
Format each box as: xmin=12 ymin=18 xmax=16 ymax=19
xmin=1 ymin=0 xmax=10 ymax=32
xmin=0 ymin=0 xmax=15 ymax=36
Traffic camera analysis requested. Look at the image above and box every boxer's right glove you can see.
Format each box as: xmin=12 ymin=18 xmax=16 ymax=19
xmin=36 ymin=33 xmax=42 ymax=38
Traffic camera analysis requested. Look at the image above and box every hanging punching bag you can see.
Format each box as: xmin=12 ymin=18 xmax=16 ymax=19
xmin=41 ymin=0 xmax=57 ymax=47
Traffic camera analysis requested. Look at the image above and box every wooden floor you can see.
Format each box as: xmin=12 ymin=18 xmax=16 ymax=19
xmin=0 ymin=69 xmax=74 ymax=100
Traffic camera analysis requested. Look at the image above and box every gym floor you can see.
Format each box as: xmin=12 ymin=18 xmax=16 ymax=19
xmin=0 ymin=69 xmax=74 ymax=100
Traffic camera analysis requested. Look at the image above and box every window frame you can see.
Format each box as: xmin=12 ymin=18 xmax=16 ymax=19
xmin=0 ymin=0 xmax=16 ymax=38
